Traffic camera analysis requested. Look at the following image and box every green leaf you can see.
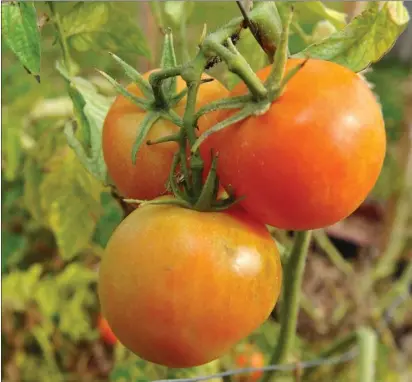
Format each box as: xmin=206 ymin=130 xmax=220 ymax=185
xmin=1 ymin=230 xmax=27 ymax=272
xmin=40 ymin=151 xmax=104 ymax=260
xmin=291 ymin=1 xmax=347 ymax=29
xmin=93 ymin=192 xmax=123 ymax=248
xmin=164 ymin=1 xmax=195 ymax=26
xmin=3 ymin=264 xmax=43 ymax=311
xmin=33 ymin=264 xmax=97 ymax=341
xmin=1 ymin=1 xmax=41 ymax=80
xmin=294 ymin=1 xmax=410 ymax=72
xmin=60 ymin=2 xmax=150 ymax=58
xmin=57 ymin=63 xmax=112 ymax=183
xmin=31 ymin=327 xmax=59 ymax=370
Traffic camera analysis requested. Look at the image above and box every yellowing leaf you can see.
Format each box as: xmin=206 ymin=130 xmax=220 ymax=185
xmin=3 ymin=264 xmax=43 ymax=311
xmin=60 ymin=2 xmax=149 ymax=57
xmin=40 ymin=150 xmax=104 ymax=259
xmin=294 ymin=1 xmax=410 ymax=72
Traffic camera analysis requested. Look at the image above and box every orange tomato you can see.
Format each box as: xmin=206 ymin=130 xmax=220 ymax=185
xmin=98 ymin=201 xmax=282 ymax=368
xmin=234 ymin=345 xmax=265 ymax=382
xmin=201 ymin=59 xmax=386 ymax=230
xmin=102 ymin=70 xmax=229 ymax=200
xmin=98 ymin=315 xmax=117 ymax=345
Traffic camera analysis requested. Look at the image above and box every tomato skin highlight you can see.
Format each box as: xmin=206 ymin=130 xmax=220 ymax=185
xmin=201 ymin=59 xmax=386 ymax=230
xmin=98 ymin=202 xmax=282 ymax=368
xmin=102 ymin=70 xmax=229 ymax=200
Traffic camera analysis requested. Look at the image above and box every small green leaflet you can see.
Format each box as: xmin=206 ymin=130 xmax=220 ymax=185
xmin=60 ymin=2 xmax=150 ymax=58
xmin=57 ymin=62 xmax=111 ymax=184
xmin=1 ymin=1 xmax=41 ymax=81
xmin=294 ymin=1 xmax=410 ymax=72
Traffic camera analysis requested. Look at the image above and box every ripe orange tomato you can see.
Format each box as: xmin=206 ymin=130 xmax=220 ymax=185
xmin=233 ymin=345 xmax=265 ymax=382
xmin=97 ymin=314 xmax=117 ymax=345
xmin=103 ymin=70 xmax=229 ymax=200
xmin=98 ymin=201 xmax=282 ymax=368
xmin=201 ymin=59 xmax=386 ymax=230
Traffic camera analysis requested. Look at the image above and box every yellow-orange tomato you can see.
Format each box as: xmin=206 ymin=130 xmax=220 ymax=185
xmin=234 ymin=345 xmax=265 ymax=382
xmin=201 ymin=59 xmax=386 ymax=230
xmin=97 ymin=314 xmax=117 ymax=345
xmin=98 ymin=201 xmax=282 ymax=368
xmin=103 ymin=70 xmax=229 ymax=200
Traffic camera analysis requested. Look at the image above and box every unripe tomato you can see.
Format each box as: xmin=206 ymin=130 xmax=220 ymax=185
xmin=98 ymin=201 xmax=282 ymax=368
xmin=102 ymin=70 xmax=229 ymax=200
xmin=201 ymin=59 xmax=386 ymax=230
xmin=97 ymin=314 xmax=117 ymax=345
xmin=233 ymin=345 xmax=265 ymax=382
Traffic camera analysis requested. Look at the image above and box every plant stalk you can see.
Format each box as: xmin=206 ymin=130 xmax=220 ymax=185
xmin=47 ymin=2 xmax=77 ymax=76
xmin=261 ymin=230 xmax=312 ymax=382
xmin=357 ymin=327 xmax=377 ymax=382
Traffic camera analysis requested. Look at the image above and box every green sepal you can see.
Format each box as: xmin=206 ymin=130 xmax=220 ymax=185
xmin=131 ymin=111 xmax=160 ymax=165
xmin=109 ymin=52 xmax=153 ymax=99
xmin=160 ymin=29 xmax=179 ymax=98
xmin=97 ymin=70 xmax=150 ymax=110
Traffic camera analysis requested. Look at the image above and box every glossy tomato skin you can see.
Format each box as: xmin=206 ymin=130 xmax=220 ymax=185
xmin=98 ymin=315 xmax=117 ymax=345
xmin=201 ymin=59 xmax=386 ymax=230
xmin=98 ymin=202 xmax=282 ymax=368
xmin=103 ymin=71 xmax=229 ymax=200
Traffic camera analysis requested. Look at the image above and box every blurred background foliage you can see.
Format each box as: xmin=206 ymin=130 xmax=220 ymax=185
xmin=1 ymin=1 xmax=411 ymax=381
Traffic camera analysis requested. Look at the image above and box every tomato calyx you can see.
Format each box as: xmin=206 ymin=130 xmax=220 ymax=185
xmin=192 ymin=7 xmax=308 ymax=154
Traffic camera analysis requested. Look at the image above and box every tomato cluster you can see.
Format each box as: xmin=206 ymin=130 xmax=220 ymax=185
xmin=99 ymin=58 xmax=384 ymax=368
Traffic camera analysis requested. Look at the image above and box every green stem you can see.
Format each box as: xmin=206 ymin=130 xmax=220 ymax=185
xmin=265 ymin=8 xmax=293 ymax=93
xmin=313 ymin=230 xmax=354 ymax=277
xmin=261 ymin=230 xmax=312 ymax=382
xmin=149 ymin=66 xmax=183 ymax=109
xmin=194 ymin=95 xmax=252 ymax=123
xmin=47 ymin=2 xmax=77 ymax=76
xmin=181 ymin=55 xmax=208 ymax=195
xmin=202 ymin=38 xmax=267 ymax=100
xmin=357 ymin=327 xmax=377 ymax=382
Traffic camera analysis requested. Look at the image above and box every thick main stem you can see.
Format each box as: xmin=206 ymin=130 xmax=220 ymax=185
xmin=181 ymin=54 xmax=208 ymax=195
xmin=262 ymin=230 xmax=312 ymax=382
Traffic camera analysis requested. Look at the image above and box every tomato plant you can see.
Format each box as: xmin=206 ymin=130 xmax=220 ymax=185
xmin=98 ymin=314 xmax=117 ymax=345
xmin=201 ymin=58 xmax=386 ymax=230
xmin=98 ymin=200 xmax=282 ymax=367
xmin=102 ymin=70 xmax=229 ymax=200
xmin=233 ymin=345 xmax=265 ymax=382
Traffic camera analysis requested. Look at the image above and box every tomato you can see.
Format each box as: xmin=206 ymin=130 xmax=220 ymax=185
xmin=233 ymin=345 xmax=265 ymax=382
xmin=201 ymin=59 xmax=386 ymax=230
xmin=103 ymin=70 xmax=229 ymax=200
xmin=98 ymin=201 xmax=282 ymax=368
xmin=97 ymin=314 xmax=117 ymax=345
